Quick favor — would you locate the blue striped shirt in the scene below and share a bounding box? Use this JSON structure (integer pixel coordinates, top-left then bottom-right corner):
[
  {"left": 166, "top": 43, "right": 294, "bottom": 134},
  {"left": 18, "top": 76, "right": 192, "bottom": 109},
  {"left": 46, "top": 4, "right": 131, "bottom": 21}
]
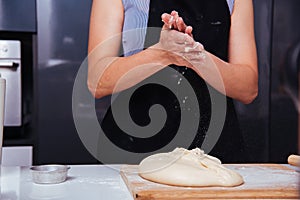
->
[{"left": 121, "top": 0, "right": 234, "bottom": 56}]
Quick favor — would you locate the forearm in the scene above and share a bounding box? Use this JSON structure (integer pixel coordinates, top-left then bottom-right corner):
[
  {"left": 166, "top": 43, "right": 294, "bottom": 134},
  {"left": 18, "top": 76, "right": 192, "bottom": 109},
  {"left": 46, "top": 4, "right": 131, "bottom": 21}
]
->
[
  {"left": 191, "top": 52, "right": 258, "bottom": 104},
  {"left": 88, "top": 44, "right": 170, "bottom": 98}
]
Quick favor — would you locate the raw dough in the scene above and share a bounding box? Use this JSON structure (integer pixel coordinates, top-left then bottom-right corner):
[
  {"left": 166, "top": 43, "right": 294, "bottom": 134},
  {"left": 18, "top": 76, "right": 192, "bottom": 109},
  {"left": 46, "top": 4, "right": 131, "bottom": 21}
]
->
[{"left": 138, "top": 148, "right": 244, "bottom": 187}]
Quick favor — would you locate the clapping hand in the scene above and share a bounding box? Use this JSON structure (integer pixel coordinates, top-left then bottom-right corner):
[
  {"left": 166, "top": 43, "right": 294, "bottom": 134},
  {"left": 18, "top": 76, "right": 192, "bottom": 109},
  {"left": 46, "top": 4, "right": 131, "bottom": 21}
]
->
[
  {"left": 161, "top": 10, "right": 193, "bottom": 37},
  {"left": 158, "top": 11, "right": 206, "bottom": 68}
]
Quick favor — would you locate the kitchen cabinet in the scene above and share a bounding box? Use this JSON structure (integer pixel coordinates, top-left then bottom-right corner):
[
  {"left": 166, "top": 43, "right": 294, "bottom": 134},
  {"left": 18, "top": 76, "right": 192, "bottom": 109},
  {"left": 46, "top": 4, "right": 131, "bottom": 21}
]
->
[
  {"left": 1, "top": 146, "right": 32, "bottom": 166},
  {"left": 0, "top": 0, "right": 36, "bottom": 32},
  {"left": 0, "top": 0, "right": 37, "bottom": 155}
]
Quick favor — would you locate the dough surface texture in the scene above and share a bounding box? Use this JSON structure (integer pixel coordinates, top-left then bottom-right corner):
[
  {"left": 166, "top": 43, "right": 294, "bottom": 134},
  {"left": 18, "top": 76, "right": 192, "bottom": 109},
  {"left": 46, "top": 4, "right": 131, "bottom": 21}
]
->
[{"left": 138, "top": 148, "right": 244, "bottom": 187}]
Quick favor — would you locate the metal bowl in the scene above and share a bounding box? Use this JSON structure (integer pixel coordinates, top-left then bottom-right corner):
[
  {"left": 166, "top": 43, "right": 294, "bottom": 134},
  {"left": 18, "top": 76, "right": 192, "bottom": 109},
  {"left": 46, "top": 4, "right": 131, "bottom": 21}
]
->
[{"left": 30, "top": 165, "right": 70, "bottom": 184}]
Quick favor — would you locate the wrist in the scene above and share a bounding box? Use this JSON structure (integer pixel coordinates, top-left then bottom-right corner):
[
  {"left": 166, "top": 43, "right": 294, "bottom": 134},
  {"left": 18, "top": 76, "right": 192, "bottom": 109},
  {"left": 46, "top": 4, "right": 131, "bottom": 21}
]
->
[{"left": 149, "top": 43, "right": 172, "bottom": 66}]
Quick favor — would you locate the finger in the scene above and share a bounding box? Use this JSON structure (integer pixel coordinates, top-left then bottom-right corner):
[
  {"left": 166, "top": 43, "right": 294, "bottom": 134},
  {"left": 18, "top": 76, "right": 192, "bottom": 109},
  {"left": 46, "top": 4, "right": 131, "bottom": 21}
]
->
[
  {"left": 161, "top": 13, "right": 169, "bottom": 23},
  {"left": 182, "top": 51, "right": 206, "bottom": 63},
  {"left": 185, "top": 42, "right": 204, "bottom": 51},
  {"left": 194, "top": 42, "right": 204, "bottom": 51},
  {"left": 161, "top": 13, "right": 174, "bottom": 29},
  {"left": 183, "top": 42, "right": 204, "bottom": 54},
  {"left": 176, "top": 33, "right": 194, "bottom": 45},
  {"left": 170, "top": 10, "right": 179, "bottom": 29},
  {"left": 171, "top": 10, "right": 178, "bottom": 17},
  {"left": 185, "top": 26, "right": 193, "bottom": 37},
  {"left": 184, "top": 34, "right": 195, "bottom": 45},
  {"left": 176, "top": 17, "right": 187, "bottom": 33}
]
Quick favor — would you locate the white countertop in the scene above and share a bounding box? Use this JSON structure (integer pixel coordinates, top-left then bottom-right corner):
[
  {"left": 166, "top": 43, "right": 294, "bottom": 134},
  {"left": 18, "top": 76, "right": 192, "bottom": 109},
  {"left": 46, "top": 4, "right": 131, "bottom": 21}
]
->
[
  {"left": 1, "top": 164, "right": 298, "bottom": 200},
  {"left": 1, "top": 165, "right": 133, "bottom": 200}
]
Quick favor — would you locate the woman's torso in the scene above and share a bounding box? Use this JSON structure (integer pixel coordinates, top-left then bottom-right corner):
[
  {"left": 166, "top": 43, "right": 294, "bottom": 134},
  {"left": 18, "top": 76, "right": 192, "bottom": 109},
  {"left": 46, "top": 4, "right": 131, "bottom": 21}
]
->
[{"left": 101, "top": 0, "right": 247, "bottom": 163}]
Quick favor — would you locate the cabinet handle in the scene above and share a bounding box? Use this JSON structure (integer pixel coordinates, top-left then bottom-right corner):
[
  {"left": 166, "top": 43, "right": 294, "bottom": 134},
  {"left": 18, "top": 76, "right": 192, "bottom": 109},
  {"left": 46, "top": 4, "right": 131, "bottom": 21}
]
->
[{"left": 0, "top": 62, "right": 19, "bottom": 68}]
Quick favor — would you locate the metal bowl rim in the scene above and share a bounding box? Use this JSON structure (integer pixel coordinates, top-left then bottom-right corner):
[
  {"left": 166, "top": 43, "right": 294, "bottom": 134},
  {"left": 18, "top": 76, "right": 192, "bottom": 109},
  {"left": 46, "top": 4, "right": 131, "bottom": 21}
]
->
[{"left": 30, "top": 164, "right": 70, "bottom": 173}]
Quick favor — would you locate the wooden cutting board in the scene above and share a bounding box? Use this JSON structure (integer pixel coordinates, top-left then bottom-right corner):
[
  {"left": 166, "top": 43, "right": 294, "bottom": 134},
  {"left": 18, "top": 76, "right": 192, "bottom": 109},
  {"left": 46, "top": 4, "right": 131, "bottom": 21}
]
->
[{"left": 120, "top": 164, "right": 299, "bottom": 200}]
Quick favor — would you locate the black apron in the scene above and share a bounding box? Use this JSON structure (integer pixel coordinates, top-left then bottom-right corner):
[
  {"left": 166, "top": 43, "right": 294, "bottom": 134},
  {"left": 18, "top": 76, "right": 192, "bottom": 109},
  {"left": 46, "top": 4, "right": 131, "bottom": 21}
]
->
[{"left": 100, "top": 0, "right": 247, "bottom": 163}]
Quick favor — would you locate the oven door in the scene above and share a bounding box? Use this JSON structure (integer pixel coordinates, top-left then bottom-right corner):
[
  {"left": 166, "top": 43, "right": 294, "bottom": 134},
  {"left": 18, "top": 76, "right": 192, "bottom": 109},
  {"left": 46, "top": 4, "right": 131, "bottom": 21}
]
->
[{"left": 0, "top": 40, "right": 22, "bottom": 126}]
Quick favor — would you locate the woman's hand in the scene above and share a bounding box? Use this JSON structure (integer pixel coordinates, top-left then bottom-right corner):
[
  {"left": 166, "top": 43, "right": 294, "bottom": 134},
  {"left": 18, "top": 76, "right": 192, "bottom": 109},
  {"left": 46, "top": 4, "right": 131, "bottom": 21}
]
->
[
  {"left": 161, "top": 11, "right": 193, "bottom": 36},
  {"left": 158, "top": 1, "right": 258, "bottom": 104},
  {"left": 158, "top": 11, "right": 206, "bottom": 67},
  {"left": 155, "top": 28, "right": 205, "bottom": 67}
]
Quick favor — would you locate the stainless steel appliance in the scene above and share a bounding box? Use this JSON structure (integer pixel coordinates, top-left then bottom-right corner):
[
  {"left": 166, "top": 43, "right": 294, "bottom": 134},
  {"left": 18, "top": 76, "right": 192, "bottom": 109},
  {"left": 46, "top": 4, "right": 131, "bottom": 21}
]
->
[
  {"left": 0, "top": 0, "right": 36, "bottom": 166},
  {"left": 0, "top": 40, "right": 22, "bottom": 126}
]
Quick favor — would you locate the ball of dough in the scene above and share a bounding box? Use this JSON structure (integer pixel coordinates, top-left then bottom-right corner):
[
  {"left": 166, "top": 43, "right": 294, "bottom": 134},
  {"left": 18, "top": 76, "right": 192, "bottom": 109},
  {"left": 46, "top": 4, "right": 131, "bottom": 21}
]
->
[{"left": 138, "top": 148, "right": 244, "bottom": 187}]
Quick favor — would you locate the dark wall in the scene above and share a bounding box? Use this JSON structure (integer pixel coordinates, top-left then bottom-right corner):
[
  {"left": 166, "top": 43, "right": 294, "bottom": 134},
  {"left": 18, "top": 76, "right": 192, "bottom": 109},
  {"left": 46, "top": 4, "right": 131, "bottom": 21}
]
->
[
  {"left": 234, "top": 0, "right": 274, "bottom": 162},
  {"left": 236, "top": 0, "right": 299, "bottom": 163},
  {"left": 35, "top": 0, "right": 96, "bottom": 164},
  {"left": 269, "top": 0, "right": 299, "bottom": 162}
]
